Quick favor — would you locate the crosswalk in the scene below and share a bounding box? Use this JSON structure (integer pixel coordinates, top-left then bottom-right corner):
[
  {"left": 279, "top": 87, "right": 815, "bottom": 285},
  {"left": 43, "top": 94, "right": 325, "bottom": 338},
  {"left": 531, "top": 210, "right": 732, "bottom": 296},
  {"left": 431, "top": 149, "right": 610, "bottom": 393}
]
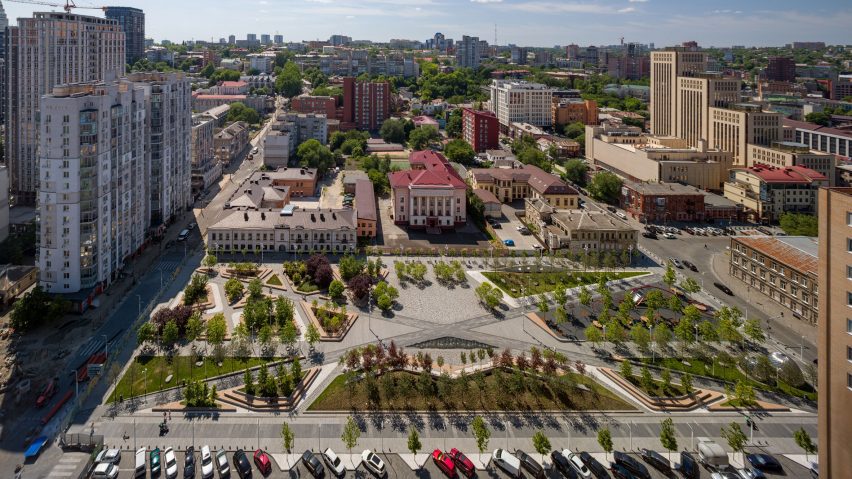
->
[{"left": 46, "top": 453, "right": 85, "bottom": 478}]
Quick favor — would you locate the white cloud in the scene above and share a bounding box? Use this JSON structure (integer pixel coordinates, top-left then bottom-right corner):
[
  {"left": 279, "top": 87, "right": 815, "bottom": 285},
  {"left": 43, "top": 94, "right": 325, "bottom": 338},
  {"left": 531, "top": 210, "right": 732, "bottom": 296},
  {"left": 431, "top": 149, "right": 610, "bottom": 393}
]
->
[
  {"left": 471, "top": 0, "right": 504, "bottom": 3},
  {"left": 628, "top": 0, "right": 648, "bottom": 3}
]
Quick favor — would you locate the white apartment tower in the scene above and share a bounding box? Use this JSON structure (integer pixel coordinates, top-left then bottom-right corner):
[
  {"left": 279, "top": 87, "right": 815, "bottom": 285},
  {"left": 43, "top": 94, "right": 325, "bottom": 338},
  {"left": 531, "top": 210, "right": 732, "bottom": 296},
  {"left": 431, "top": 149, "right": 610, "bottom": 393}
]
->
[
  {"left": 6, "top": 12, "right": 125, "bottom": 204},
  {"left": 38, "top": 80, "right": 147, "bottom": 294},
  {"left": 456, "top": 35, "right": 481, "bottom": 69},
  {"left": 489, "top": 80, "right": 555, "bottom": 128},
  {"left": 128, "top": 72, "right": 192, "bottom": 227},
  {"left": 650, "top": 50, "right": 708, "bottom": 137}
]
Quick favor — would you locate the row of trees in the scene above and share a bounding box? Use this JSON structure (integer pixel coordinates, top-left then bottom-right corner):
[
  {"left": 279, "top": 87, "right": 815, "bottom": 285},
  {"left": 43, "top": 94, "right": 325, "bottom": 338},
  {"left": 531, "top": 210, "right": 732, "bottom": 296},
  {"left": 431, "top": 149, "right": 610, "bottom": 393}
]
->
[{"left": 243, "top": 358, "right": 303, "bottom": 398}]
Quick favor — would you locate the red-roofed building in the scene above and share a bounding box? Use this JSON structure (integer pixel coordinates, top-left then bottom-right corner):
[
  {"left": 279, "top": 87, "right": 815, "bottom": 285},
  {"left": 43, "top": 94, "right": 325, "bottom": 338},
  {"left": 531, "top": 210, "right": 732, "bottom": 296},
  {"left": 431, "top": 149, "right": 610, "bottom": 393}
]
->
[
  {"left": 389, "top": 151, "right": 467, "bottom": 231},
  {"left": 215, "top": 81, "right": 249, "bottom": 95},
  {"left": 462, "top": 108, "right": 499, "bottom": 152},
  {"left": 724, "top": 163, "right": 828, "bottom": 222}
]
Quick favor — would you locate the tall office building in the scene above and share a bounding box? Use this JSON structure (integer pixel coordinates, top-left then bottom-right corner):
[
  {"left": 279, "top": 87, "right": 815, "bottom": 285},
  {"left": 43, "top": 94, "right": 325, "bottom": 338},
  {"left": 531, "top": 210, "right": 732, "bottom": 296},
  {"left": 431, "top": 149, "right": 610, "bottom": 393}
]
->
[
  {"left": 709, "top": 105, "right": 783, "bottom": 166},
  {"left": 675, "top": 75, "right": 740, "bottom": 147},
  {"left": 6, "top": 12, "right": 125, "bottom": 204},
  {"left": 37, "top": 80, "right": 148, "bottom": 294},
  {"left": 817, "top": 187, "right": 852, "bottom": 478},
  {"left": 455, "top": 35, "right": 481, "bottom": 69},
  {"left": 650, "top": 50, "right": 707, "bottom": 136},
  {"left": 260, "top": 34, "right": 271, "bottom": 45},
  {"left": 128, "top": 72, "right": 192, "bottom": 227},
  {"left": 228, "top": 35, "right": 236, "bottom": 45},
  {"left": 105, "top": 6, "right": 145, "bottom": 65}
]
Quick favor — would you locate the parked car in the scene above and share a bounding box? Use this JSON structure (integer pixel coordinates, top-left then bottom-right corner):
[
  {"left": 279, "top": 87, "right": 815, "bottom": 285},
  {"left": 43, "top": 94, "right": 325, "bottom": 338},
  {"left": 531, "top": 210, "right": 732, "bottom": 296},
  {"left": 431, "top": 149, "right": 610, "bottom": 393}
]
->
[
  {"left": 491, "top": 449, "right": 521, "bottom": 478},
  {"left": 714, "top": 282, "right": 734, "bottom": 295},
  {"left": 92, "top": 462, "right": 120, "bottom": 479},
  {"left": 253, "top": 449, "right": 272, "bottom": 475},
  {"left": 664, "top": 232, "right": 676, "bottom": 239},
  {"left": 550, "top": 451, "right": 578, "bottom": 479},
  {"left": 710, "top": 473, "right": 741, "bottom": 479},
  {"left": 639, "top": 449, "right": 670, "bottom": 473},
  {"left": 489, "top": 219, "right": 502, "bottom": 228},
  {"left": 232, "top": 450, "right": 252, "bottom": 479},
  {"left": 184, "top": 457, "right": 196, "bottom": 478},
  {"left": 565, "top": 452, "right": 592, "bottom": 478},
  {"left": 578, "top": 452, "right": 609, "bottom": 479},
  {"left": 96, "top": 448, "right": 122, "bottom": 465},
  {"left": 150, "top": 448, "right": 162, "bottom": 476},
  {"left": 669, "top": 258, "right": 683, "bottom": 269},
  {"left": 200, "top": 446, "right": 214, "bottom": 479},
  {"left": 448, "top": 448, "right": 475, "bottom": 478},
  {"left": 431, "top": 449, "right": 457, "bottom": 478},
  {"left": 682, "top": 260, "right": 698, "bottom": 272},
  {"left": 186, "top": 447, "right": 196, "bottom": 469},
  {"left": 361, "top": 450, "right": 386, "bottom": 477},
  {"left": 302, "top": 450, "right": 325, "bottom": 478},
  {"left": 515, "top": 450, "right": 544, "bottom": 479},
  {"left": 642, "top": 232, "right": 658, "bottom": 239},
  {"left": 164, "top": 447, "right": 179, "bottom": 479},
  {"left": 613, "top": 452, "right": 651, "bottom": 479},
  {"left": 135, "top": 448, "right": 147, "bottom": 478},
  {"left": 611, "top": 464, "right": 635, "bottom": 479},
  {"left": 321, "top": 448, "right": 345, "bottom": 477},
  {"left": 503, "top": 239, "right": 515, "bottom": 247},
  {"left": 676, "top": 452, "right": 700, "bottom": 479},
  {"left": 215, "top": 450, "right": 230, "bottom": 478},
  {"left": 746, "top": 454, "right": 783, "bottom": 473},
  {"left": 736, "top": 469, "right": 766, "bottom": 479}
]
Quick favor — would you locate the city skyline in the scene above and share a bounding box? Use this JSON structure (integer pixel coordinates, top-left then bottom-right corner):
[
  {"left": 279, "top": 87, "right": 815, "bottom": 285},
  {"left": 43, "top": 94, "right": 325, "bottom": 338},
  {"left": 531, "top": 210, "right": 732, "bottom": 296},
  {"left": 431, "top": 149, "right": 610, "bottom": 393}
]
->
[{"left": 2, "top": 0, "right": 850, "bottom": 48}]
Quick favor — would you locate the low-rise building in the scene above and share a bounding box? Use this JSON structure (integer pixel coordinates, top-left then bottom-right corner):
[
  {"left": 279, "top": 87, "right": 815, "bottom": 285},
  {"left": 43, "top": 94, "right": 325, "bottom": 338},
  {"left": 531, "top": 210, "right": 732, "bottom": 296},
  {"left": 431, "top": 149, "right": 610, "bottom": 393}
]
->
[
  {"left": 552, "top": 98, "right": 598, "bottom": 127},
  {"left": 207, "top": 208, "right": 357, "bottom": 254},
  {"left": 192, "top": 93, "right": 271, "bottom": 113},
  {"left": 354, "top": 179, "right": 377, "bottom": 238},
  {"left": 388, "top": 151, "right": 467, "bottom": 231},
  {"left": 472, "top": 188, "right": 502, "bottom": 218},
  {"left": 469, "top": 164, "right": 579, "bottom": 208},
  {"left": 191, "top": 113, "right": 222, "bottom": 195},
  {"left": 540, "top": 209, "right": 638, "bottom": 253},
  {"left": 225, "top": 174, "right": 292, "bottom": 210},
  {"left": 291, "top": 95, "right": 339, "bottom": 120},
  {"left": 485, "top": 150, "right": 521, "bottom": 168},
  {"left": 723, "top": 164, "right": 827, "bottom": 222},
  {"left": 213, "top": 81, "right": 249, "bottom": 95},
  {"left": 342, "top": 171, "right": 369, "bottom": 194},
  {"left": 214, "top": 121, "right": 249, "bottom": 167},
  {"left": 784, "top": 118, "right": 852, "bottom": 158},
  {"left": 537, "top": 136, "right": 581, "bottom": 158},
  {"left": 0, "top": 265, "right": 38, "bottom": 305},
  {"left": 730, "top": 235, "right": 818, "bottom": 324},
  {"left": 747, "top": 142, "right": 835, "bottom": 182},
  {"left": 263, "top": 114, "right": 328, "bottom": 169}
]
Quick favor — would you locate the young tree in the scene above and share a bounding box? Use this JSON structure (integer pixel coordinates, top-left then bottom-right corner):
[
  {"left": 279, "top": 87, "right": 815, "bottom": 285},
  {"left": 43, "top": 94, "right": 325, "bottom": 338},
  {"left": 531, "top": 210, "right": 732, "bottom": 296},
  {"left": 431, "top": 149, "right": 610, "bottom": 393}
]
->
[
  {"left": 620, "top": 360, "right": 634, "bottom": 380},
  {"left": 743, "top": 318, "right": 765, "bottom": 344},
  {"left": 471, "top": 416, "right": 491, "bottom": 453},
  {"left": 578, "top": 286, "right": 592, "bottom": 307},
  {"left": 653, "top": 323, "right": 672, "bottom": 350},
  {"left": 588, "top": 171, "right": 622, "bottom": 203},
  {"left": 661, "top": 368, "right": 672, "bottom": 393},
  {"left": 243, "top": 368, "right": 255, "bottom": 396},
  {"left": 532, "top": 430, "right": 551, "bottom": 455},
  {"left": 162, "top": 320, "right": 180, "bottom": 347},
  {"left": 585, "top": 325, "right": 604, "bottom": 348},
  {"left": 328, "top": 280, "right": 346, "bottom": 301},
  {"left": 640, "top": 365, "right": 654, "bottom": 392},
  {"left": 306, "top": 323, "right": 321, "bottom": 349},
  {"left": 597, "top": 427, "right": 614, "bottom": 462},
  {"left": 681, "top": 372, "right": 693, "bottom": 395},
  {"left": 203, "top": 254, "right": 218, "bottom": 270},
  {"left": 137, "top": 322, "right": 156, "bottom": 347},
  {"left": 537, "top": 295, "right": 550, "bottom": 315},
  {"left": 407, "top": 427, "right": 422, "bottom": 458},
  {"left": 663, "top": 264, "right": 677, "bottom": 287},
  {"left": 630, "top": 324, "right": 651, "bottom": 352},
  {"left": 659, "top": 418, "right": 678, "bottom": 462},
  {"left": 341, "top": 416, "right": 361, "bottom": 454},
  {"left": 680, "top": 277, "right": 701, "bottom": 294},
  {"left": 224, "top": 278, "right": 244, "bottom": 303},
  {"left": 281, "top": 422, "right": 295, "bottom": 453},
  {"left": 793, "top": 427, "right": 817, "bottom": 462},
  {"left": 721, "top": 422, "right": 748, "bottom": 463},
  {"left": 185, "top": 312, "right": 205, "bottom": 342}
]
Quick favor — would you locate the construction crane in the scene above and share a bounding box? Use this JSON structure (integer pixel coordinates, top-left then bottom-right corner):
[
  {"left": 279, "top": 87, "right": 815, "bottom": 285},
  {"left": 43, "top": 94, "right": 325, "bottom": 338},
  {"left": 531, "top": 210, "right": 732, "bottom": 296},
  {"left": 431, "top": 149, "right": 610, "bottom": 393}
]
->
[{"left": 6, "top": 0, "right": 105, "bottom": 13}]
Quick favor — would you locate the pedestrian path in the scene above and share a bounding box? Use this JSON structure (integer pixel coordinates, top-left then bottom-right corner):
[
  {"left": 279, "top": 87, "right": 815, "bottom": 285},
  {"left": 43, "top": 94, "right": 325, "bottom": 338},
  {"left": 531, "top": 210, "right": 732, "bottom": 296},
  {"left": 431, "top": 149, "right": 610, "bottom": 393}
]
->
[{"left": 45, "top": 453, "right": 86, "bottom": 478}]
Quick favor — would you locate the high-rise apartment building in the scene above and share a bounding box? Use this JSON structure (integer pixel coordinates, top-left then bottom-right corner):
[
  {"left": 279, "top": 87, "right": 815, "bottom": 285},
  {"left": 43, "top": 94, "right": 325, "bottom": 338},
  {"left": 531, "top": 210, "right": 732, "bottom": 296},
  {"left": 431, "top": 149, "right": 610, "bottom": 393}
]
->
[
  {"left": 462, "top": 109, "right": 499, "bottom": 152},
  {"left": 676, "top": 75, "right": 740, "bottom": 147},
  {"left": 191, "top": 113, "right": 220, "bottom": 195},
  {"left": 228, "top": 35, "right": 236, "bottom": 45},
  {"left": 37, "top": 80, "right": 148, "bottom": 294},
  {"left": 274, "top": 34, "right": 283, "bottom": 45},
  {"left": 816, "top": 187, "right": 852, "bottom": 478},
  {"left": 455, "top": 35, "right": 481, "bottom": 69},
  {"left": 765, "top": 56, "right": 795, "bottom": 82},
  {"left": 342, "top": 77, "right": 389, "bottom": 131},
  {"left": 105, "top": 7, "right": 145, "bottom": 65},
  {"left": 490, "top": 81, "right": 555, "bottom": 128},
  {"left": 6, "top": 12, "right": 125, "bottom": 204},
  {"left": 709, "top": 105, "right": 783, "bottom": 166},
  {"left": 128, "top": 72, "right": 192, "bottom": 226},
  {"left": 650, "top": 50, "right": 708, "bottom": 136},
  {"left": 0, "top": 1, "right": 8, "bottom": 124}
]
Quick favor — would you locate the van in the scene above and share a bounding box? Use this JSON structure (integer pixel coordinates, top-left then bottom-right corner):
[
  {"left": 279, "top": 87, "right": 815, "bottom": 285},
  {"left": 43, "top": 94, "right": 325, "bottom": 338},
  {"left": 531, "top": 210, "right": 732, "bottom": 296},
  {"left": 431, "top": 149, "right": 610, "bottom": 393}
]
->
[
  {"left": 177, "top": 229, "right": 189, "bottom": 241},
  {"left": 134, "top": 447, "right": 147, "bottom": 477},
  {"left": 697, "top": 439, "right": 729, "bottom": 470}
]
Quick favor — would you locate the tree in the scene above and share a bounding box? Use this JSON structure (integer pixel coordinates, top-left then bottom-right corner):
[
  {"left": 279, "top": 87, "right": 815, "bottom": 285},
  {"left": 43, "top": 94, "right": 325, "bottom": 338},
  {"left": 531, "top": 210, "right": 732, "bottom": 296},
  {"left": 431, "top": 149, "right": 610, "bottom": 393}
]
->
[
  {"left": 407, "top": 427, "right": 422, "bottom": 457},
  {"left": 306, "top": 323, "right": 321, "bottom": 349},
  {"left": 530, "top": 430, "right": 552, "bottom": 456},
  {"left": 226, "top": 102, "right": 260, "bottom": 125},
  {"left": 203, "top": 254, "right": 218, "bottom": 270},
  {"left": 444, "top": 139, "right": 476, "bottom": 165},
  {"left": 328, "top": 280, "right": 345, "bottom": 301},
  {"left": 680, "top": 277, "right": 701, "bottom": 294},
  {"left": 279, "top": 320, "right": 299, "bottom": 352},
  {"left": 137, "top": 322, "right": 156, "bottom": 347},
  {"left": 224, "top": 278, "right": 244, "bottom": 303},
  {"left": 597, "top": 428, "right": 614, "bottom": 462},
  {"left": 474, "top": 282, "right": 503, "bottom": 310},
  {"left": 409, "top": 125, "right": 439, "bottom": 150},
  {"left": 578, "top": 286, "right": 592, "bottom": 306},
  {"left": 446, "top": 108, "right": 462, "bottom": 138},
  {"left": 630, "top": 324, "right": 651, "bottom": 351},
  {"left": 620, "top": 360, "right": 633, "bottom": 379},
  {"left": 681, "top": 373, "right": 693, "bottom": 395},
  {"left": 471, "top": 416, "right": 491, "bottom": 453},
  {"left": 587, "top": 171, "right": 622, "bottom": 204},
  {"left": 10, "top": 286, "right": 69, "bottom": 331},
  {"left": 243, "top": 368, "right": 255, "bottom": 396},
  {"left": 659, "top": 418, "right": 678, "bottom": 462},
  {"left": 640, "top": 365, "right": 654, "bottom": 391},
  {"left": 805, "top": 111, "right": 830, "bottom": 126},
  {"left": 347, "top": 274, "right": 372, "bottom": 300},
  {"left": 585, "top": 325, "right": 603, "bottom": 347},
  {"left": 206, "top": 313, "right": 227, "bottom": 346},
  {"left": 380, "top": 118, "right": 407, "bottom": 144},
  {"left": 562, "top": 159, "right": 589, "bottom": 186},
  {"left": 338, "top": 254, "right": 365, "bottom": 281},
  {"left": 297, "top": 139, "right": 335, "bottom": 176},
  {"left": 663, "top": 264, "right": 677, "bottom": 287},
  {"left": 564, "top": 121, "right": 586, "bottom": 139},
  {"left": 537, "top": 295, "right": 550, "bottom": 315},
  {"left": 721, "top": 422, "right": 748, "bottom": 463},
  {"left": 275, "top": 62, "right": 302, "bottom": 97},
  {"left": 793, "top": 428, "right": 817, "bottom": 461},
  {"left": 162, "top": 320, "right": 180, "bottom": 347},
  {"left": 341, "top": 416, "right": 361, "bottom": 454},
  {"left": 274, "top": 297, "right": 295, "bottom": 327},
  {"left": 186, "top": 312, "right": 205, "bottom": 342},
  {"left": 743, "top": 318, "right": 765, "bottom": 344},
  {"left": 653, "top": 324, "right": 672, "bottom": 349},
  {"left": 281, "top": 422, "right": 295, "bottom": 453}
]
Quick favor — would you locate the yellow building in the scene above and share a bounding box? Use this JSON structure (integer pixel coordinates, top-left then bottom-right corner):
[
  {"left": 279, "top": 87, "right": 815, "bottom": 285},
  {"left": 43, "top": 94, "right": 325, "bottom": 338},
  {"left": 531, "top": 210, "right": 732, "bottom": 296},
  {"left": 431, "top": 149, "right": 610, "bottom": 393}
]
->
[{"left": 468, "top": 164, "right": 579, "bottom": 209}]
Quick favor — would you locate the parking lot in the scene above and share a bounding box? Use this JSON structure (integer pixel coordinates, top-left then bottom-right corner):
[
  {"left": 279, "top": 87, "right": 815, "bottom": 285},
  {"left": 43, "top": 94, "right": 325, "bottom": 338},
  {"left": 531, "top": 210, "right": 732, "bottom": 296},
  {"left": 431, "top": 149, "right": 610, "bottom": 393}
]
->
[{"left": 489, "top": 203, "right": 544, "bottom": 250}]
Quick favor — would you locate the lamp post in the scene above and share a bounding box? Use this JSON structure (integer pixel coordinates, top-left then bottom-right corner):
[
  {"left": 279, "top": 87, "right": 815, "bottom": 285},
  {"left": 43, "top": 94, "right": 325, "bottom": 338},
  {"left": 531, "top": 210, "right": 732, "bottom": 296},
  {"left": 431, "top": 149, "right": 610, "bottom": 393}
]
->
[
  {"left": 687, "top": 422, "right": 694, "bottom": 451},
  {"left": 800, "top": 335, "right": 805, "bottom": 360},
  {"left": 101, "top": 334, "right": 108, "bottom": 360}
]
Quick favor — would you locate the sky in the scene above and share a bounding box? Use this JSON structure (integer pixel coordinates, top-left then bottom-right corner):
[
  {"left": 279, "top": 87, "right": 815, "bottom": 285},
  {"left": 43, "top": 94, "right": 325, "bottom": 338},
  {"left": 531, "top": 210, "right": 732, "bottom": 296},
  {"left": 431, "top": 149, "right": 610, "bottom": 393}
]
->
[{"left": 2, "top": 0, "right": 851, "bottom": 48}]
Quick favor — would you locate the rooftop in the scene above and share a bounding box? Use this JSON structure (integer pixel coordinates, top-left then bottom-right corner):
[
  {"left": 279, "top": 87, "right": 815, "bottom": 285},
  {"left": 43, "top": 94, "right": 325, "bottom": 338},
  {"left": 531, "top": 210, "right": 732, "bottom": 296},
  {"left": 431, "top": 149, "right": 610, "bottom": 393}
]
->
[
  {"left": 209, "top": 208, "right": 357, "bottom": 230},
  {"left": 739, "top": 164, "right": 827, "bottom": 183},
  {"left": 470, "top": 164, "right": 577, "bottom": 196},
  {"left": 783, "top": 118, "right": 852, "bottom": 139},
  {"left": 354, "top": 179, "right": 377, "bottom": 221},
  {"left": 552, "top": 211, "right": 635, "bottom": 232},
  {"left": 734, "top": 235, "right": 818, "bottom": 276},
  {"left": 625, "top": 181, "right": 706, "bottom": 196},
  {"left": 472, "top": 188, "right": 500, "bottom": 205}
]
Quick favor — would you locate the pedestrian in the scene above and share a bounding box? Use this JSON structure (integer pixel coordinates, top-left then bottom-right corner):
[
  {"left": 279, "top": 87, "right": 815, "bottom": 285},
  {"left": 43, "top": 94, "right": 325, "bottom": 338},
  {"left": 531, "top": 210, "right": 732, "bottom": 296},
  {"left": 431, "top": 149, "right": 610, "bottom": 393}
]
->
[
  {"left": 163, "top": 411, "right": 167, "bottom": 422},
  {"left": 168, "top": 411, "right": 172, "bottom": 421}
]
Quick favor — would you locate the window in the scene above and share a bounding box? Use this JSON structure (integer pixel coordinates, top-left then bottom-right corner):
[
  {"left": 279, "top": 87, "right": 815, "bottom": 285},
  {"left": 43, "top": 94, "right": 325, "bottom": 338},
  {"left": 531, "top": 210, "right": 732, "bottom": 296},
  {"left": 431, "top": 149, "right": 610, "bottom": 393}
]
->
[
  {"left": 848, "top": 346, "right": 852, "bottom": 362},
  {"left": 849, "top": 373, "right": 852, "bottom": 390},
  {"left": 848, "top": 318, "right": 852, "bottom": 334},
  {"left": 848, "top": 291, "right": 852, "bottom": 307}
]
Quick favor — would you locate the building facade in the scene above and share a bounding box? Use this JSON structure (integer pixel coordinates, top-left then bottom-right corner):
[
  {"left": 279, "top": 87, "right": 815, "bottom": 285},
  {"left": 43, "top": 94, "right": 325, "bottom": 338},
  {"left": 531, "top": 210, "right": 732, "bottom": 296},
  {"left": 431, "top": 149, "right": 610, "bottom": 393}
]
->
[
  {"left": 537, "top": 209, "right": 638, "bottom": 253},
  {"left": 37, "top": 81, "right": 148, "bottom": 294},
  {"left": 342, "top": 77, "right": 389, "bottom": 131},
  {"left": 675, "top": 76, "right": 740, "bottom": 148},
  {"left": 105, "top": 7, "right": 145, "bottom": 65},
  {"left": 723, "top": 164, "right": 827, "bottom": 222},
  {"left": 291, "top": 95, "right": 338, "bottom": 119},
  {"left": 214, "top": 121, "right": 249, "bottom": 167},
  {"left": 746, "top": 142, "right": 835, "bottom": 181},
  {"left": 461, "top": 108, "right": 499, "bottom": 152},
  {"left": 6, "top": 12, "right": 126, "bottom": 204},
  {"left": 191, "top": 113, "right": 221, "bottom": 195},
  {"left": 388, "top": 151, "right": 467, "bottom": 230},
  {"left": 469, "top": 164, "right": 579, "bottom": 208},
  {"left": 785, "top": 118, "right": 852, "bottom": 158},
  {"left": 455, "top": 35, "right": 481, "bottom": 69},
  {"left": 489, "top": 80, "right": 556, "bottom": 128},
  {"left": 765, "top": 56, "right": 795, "bottom": 83},
  {"left": 816, "top": 187, "right": 852, "bottom": 478},
  {"left": 709, "top": 105, "right": 784, "bottom": 166},
  {"left": 355, "top": 179, "right": 377, "bottom": 238},
  {"left": 729, "top": 235, "right": 818, "bottom": 324},
  {"left": 552, "top": 98, "right": 598, "bottom": 127},
  {"left": 650, "top": 50, "right": 708, "bottom": 137}
]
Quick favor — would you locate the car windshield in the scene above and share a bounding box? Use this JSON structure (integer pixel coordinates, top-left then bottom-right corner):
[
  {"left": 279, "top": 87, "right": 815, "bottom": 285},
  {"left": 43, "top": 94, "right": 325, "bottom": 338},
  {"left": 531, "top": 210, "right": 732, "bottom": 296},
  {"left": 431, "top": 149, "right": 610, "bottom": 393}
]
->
[
  {"left": 167, "top": 457, "right": 176, "bottom": 467},
  {"left": 203, "top": 455, "right": 212, "bottom": 465},
  {"left": 370, "top": 455, "right": 382, "bottom": 466},
  {"left": 331, "top": 456, "right": 341, "bottom": 466}
]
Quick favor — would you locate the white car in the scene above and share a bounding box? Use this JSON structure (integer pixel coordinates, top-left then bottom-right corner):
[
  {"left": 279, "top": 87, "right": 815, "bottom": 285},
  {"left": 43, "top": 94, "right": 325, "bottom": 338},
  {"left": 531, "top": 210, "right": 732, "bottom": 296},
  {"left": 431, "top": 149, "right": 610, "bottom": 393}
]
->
[
  {"left": 664, "top": 232, "right": 676, "bottom": 239},
  {"left": 96, "top": 448, "right": 122, "bottom": 465},
  {"left": 492, "top": 449, "right": 521, "bottom": 478},
  {"left": 322, "top": 448, "right": 346, "bottom": 477},
  {"left": 164, "top": 447, "right": 179, "bottom": 479},
  {"left": 361, "top": 450, "right": 386, "bottom": 477},
  {"left": 215, "top": 450, "right": 230, "bottom": 477},
  {"left": 92, "top": 462, "right": 119, "bottom": 479},
  {"left": 566, "top": 451, "right": 592, "bottom": 478},
  {"left": 200, "top": 445, "right": 214, "bottom": 479}
]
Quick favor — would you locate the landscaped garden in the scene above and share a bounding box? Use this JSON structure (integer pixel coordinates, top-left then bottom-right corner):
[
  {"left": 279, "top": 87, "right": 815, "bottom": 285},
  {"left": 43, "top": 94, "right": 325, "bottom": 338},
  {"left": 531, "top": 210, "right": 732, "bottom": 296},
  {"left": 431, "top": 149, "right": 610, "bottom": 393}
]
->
[{"left": 482, "top": 270, "right": 647, "bottom": 297}]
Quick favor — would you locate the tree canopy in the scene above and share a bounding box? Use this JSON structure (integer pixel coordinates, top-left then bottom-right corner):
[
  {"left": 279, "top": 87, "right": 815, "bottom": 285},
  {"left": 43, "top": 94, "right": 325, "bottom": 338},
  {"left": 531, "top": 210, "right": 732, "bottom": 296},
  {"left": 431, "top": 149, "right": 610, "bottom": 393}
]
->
[
  {"left": 297, "top": 139, "right": 335, "bottom": 175},
  {"left": 227, "top": 102, "right": 260, "bottom": 125},
  {"left": 779, "top": 212, "right": 818, "bottom": 236},
  {"left": 275, "top": 63, "right": 303, "bottom": 98},
  {"left": 588, "top": 171, "right": 623, "bottom": 204}
]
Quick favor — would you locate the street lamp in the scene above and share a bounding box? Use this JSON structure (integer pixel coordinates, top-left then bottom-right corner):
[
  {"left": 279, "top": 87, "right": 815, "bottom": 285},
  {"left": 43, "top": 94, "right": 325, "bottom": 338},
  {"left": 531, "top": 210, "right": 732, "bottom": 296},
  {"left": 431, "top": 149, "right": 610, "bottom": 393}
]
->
[{"left": 143, "top": 368, "right": 148, "bottom": 397}]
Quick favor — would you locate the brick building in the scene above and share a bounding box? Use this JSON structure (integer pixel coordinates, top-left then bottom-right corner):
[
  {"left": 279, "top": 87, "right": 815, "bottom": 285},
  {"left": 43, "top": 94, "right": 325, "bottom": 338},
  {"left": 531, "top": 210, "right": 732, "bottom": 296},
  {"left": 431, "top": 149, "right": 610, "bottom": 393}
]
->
[
  {"left": 765, "top": 56, "right": 795, "bottom": 83},
  {"left": 462, "top": 108, "right": 499, "bottom": 152},
  {"left": 621, "top": 180, "right": 742, "bottom": 223},
  {"left": 552, "top": 98, "right": 598, "bottom": 127},
  {"left": 343, "top": 77, "right": 389, "bottom": 131},
  {"left": 290, "top": 95, "right": 339, "bottom": 120}
]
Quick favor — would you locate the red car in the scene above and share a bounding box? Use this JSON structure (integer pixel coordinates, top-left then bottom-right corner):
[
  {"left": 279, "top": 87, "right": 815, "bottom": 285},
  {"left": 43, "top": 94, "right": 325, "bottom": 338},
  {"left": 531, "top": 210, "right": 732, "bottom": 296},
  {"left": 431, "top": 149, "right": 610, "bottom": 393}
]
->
[
  {"left": 448, "top": 448, "right": 475, "bottom": 478},
  {"left": 254, "top": 449, "right": 272, "bottom": 475},
  {"left": 432, "top": 450, "right": 457, "bottom": 478}
]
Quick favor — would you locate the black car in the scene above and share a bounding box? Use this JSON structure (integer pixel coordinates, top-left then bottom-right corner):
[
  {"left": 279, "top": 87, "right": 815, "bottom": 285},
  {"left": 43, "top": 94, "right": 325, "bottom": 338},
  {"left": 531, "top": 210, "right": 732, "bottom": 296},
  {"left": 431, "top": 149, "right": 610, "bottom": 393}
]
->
[
  {"left": 676, "top": 452, "right": 699, "bottom": 479},
  {"left": 682, "top": 260, "right": 698, "bottom": 272},
  {"left": 642, "top": 232, "right": 658, "bottom": 239},
  {"left": 638, "top": 449, "right": 670, "bottom": 473},
  {"left": 186, "top": 447, "right": 196, "bottom": 467},
  {"left": 613, "top": 452, "right": 650, "bottom": 479},
  {"left": 746, "top": 454, "right": 783, "bottom": 473},
  {"left": 610, "top": 464, "right": 635, "bottom": 479},
  {"left": 515, "top": 450, "right": 545, "bottom": 479},
  {"left": 578, "top": 452, "right": 610, "bottom": 479},
  {"left": 232, "top": 450, "right": 252, "bottom": 479},
  {"left": 714, "top": 282, "right": 734, "bottom": 295},
  {"left": 184, "top": 462, "right": 196, "bottom": 478},
  {"left": 549, "top": 451, "right": 578, "bottom": 479},
  {"left": 302, "top": 450, "right": 325, "bottom": 478},
  {"left": 489, "top": 220, "right": 502, "bottom": 229}
]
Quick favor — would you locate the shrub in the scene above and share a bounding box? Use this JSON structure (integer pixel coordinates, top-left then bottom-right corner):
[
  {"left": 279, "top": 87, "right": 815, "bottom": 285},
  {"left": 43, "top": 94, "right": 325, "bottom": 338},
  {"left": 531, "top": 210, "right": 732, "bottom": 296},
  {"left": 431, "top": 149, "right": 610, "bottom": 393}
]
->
[
  {"left": 224, "top": 278, "right": 244, "bottom": 303},
  {"left": 183, "top": 274, "right": 209, "bottom": 305}
]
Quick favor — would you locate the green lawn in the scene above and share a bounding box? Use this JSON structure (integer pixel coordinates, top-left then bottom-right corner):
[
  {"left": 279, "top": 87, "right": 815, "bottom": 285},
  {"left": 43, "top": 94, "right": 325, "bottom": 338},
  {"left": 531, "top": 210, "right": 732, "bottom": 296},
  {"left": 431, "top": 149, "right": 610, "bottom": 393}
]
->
[
  {"left": 482, "top": 271, "right": 648, "bottom": 297},
  {"left": 295, "top": 280, "right": 320, "bottom": 293},
  {"left": 109, "top": 355, "right": 276, "bottom": 402},
  {"left": 266, "top": 274, "right": 283, "bottom": 286},
  {"left": 623, "top": 374, "right": 686, "bottom": 398},
  {"left": 308, "top": 369, "right": 634, "bottom": 411}
]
